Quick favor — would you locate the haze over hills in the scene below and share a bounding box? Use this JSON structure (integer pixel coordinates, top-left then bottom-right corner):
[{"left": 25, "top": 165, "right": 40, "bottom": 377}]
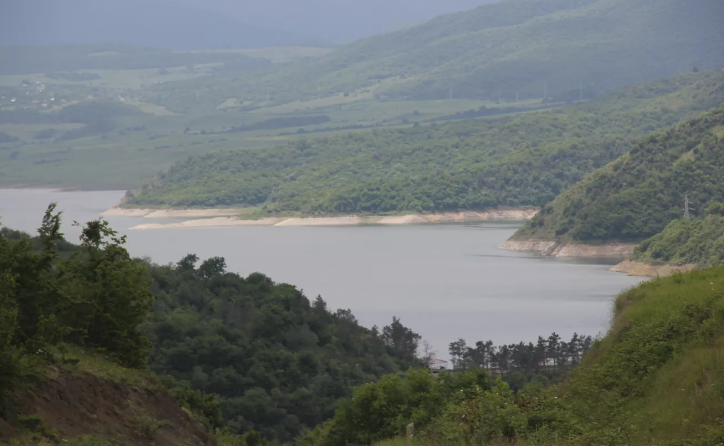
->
[
  {"left": 0, "top": 0, "right": 500, "bottom": 49},
  {"left": 158, "top": 0, "right": 724, "bottom": 108}
]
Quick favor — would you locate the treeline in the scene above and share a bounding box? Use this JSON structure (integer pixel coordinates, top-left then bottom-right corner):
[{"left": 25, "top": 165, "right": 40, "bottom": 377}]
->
[
  {"left": 128, "top": 71, "right": 724, "bottom": 213},
  {"left": 448, "top": 333, "right": 593, "bottom": 377},
  {"left": 515, "top": 104, "right": 724, "bottom": 243},
  {"left": 226, "top": 115, "right": 331, "bottom": 133},
  {"left": 430, "top": 104, "right": 554, "bottom": 123}
]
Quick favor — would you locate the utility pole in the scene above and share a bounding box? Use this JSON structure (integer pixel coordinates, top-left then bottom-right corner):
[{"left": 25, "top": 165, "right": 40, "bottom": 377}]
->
[{"left": 683, "top": 194, "right": 695, "bottom": 220}]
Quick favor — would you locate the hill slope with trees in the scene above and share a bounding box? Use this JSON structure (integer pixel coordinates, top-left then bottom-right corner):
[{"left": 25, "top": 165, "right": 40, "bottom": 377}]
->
[
  {"left": 146, "top": 0, "right": 724, "bottom": 110},
  {"left": 300, "top": 266, "right": 724, "bottom": 446},
  {"left": 513, "top": 104, "right": 724, "bottom": 244},
  {"left": 126, "top": 70, "right": 724, "bottom": 215},
  {"left": 0, "top": 209, "right": 422, "bottom": 443}
]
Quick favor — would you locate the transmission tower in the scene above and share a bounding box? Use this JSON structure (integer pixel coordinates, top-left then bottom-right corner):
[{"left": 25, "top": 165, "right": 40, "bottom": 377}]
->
[{"left": 683, "top": 194, "right": 695, "bottom": 220}]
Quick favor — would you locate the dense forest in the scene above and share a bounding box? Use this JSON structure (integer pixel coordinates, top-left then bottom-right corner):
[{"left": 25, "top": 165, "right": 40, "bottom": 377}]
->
[
  {"left": 145, "top": 0, "right": 724, "bottom": 111},
  {"left": 145, "top": 256, "right": 422, "bottom": 442},
  {"left": 514, "top": 105, "right": 724, "bottom": 244},
  {"left": 128, "top": 70, "right": 724, "bottom": 214},
  {"left": 0, "top": 210, "right": 424, "bottom": 441},
  {"left": 300, "top": 267, "right": 724, "bottom": 446}
]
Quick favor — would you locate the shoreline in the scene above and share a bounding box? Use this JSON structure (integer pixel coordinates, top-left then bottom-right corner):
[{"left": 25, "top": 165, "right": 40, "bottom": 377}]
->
[
  {"left": 110, "top": 208, "right": 540, "bottom": 230},
  {"left": 609, "top": 260, "right": 697, "bottom": 277},
  {"left": 498, "top": 239, "right": 637, "bottom": 258}
]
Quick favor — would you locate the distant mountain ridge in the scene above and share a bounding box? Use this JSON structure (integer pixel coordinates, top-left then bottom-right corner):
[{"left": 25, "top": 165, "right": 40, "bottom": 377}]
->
[
  {"left": 0, "top": 0, "right": 322, "bottom": 50},
  {"left": 189, "top": 0, "right": 724, "bottom": 105}
]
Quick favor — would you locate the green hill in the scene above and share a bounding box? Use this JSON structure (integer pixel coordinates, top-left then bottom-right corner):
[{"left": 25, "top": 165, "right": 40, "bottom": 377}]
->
[
  {"left": 126, "top": 70, "right": 724, "bottom": 214},
  {"left": 146, "top": 0, "right": 724, "bottom": 111},
  {"left": 0, "top": 208, "right": 421, "bottom": 443},
  {"left": 631, "top": 209, "right": 724, "bottom": 268},
  {"left": 300, "top": 267, "right": 724, "bottom": 446},
  {"left": 513, "top": 104, "right": 724, "bottom": 244}
]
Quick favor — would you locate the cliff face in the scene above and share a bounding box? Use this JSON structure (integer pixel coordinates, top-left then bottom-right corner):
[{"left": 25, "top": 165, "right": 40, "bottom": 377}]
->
[{"left": 499, "top": 239, "right": 636, "bottom": 258}]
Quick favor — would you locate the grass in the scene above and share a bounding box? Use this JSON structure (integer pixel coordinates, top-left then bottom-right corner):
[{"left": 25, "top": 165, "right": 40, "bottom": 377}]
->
[{"left": 56, "top": 344, "right": 158, "bottom": 389}]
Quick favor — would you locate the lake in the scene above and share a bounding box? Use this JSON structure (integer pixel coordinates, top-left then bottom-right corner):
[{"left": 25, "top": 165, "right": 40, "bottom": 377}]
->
[{"left": 0, "top": 189, "right": 642, "bottom": 359}]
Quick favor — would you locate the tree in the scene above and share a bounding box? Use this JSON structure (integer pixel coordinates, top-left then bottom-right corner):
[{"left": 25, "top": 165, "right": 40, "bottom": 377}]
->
[
  {"left": 449, "top": 338, "right": 468, "bottom": 370},
  {"left": 59, "top": 219, "right": 154, "bottom": 367},
  {"left": 198, "top": 256, "right": 226, "bottom": 279},
  {"left": 381, "top": 316, "right": 420, "bottom": 361}
]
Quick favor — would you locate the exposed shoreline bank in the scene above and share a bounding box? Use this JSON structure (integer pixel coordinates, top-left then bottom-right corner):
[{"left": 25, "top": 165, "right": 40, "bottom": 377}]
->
[
  {"left": 498, "top": 239, "right": 637, "bottom": 258},
  {"left": 609, "top": 260, "right": 697, "bottom": 277},
  {"left": 107, "top": 208, "right": 540, "bottom": 230}
]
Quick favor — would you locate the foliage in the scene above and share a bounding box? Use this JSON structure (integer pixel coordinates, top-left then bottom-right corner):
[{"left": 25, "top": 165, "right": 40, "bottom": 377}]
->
[
  {"left": 144, "top": 255, "right": 422, "bottom": 442},
  {"left": 632, "top": 213, "right": 724, "bottom": 267},
  {"left": 297, "top": 369, "right": 492, "bottom": 446},
  {"left": 0, "top": 204, "right": 154, "bottom": 406},
  {"left": 128, "top": 71, "right": 724, "bottom": 213},
  {"left": 516, "top": 104, "right": 724, "bottom": 243},
  {"left": 308, "top": 267, "right": 724, "bottom": 446}
]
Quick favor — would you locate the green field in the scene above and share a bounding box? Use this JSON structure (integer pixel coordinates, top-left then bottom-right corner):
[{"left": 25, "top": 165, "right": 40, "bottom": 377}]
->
[{"left": 0, "top": 95, "right": 509, "bottom": 190}]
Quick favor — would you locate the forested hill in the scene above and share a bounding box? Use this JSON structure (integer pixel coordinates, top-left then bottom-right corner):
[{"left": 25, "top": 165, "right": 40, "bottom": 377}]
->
[
  {"left": 127, "top": 70, "right": 724, "bottom": 214},
  {"left": 513, "top": 105, "right": 724, "bottom": 244},
  {"left": 148, "top": 0, "right": 724, "bottom": 108},
  {"left": 0, "top": 210, "right": 422, "bottom": 442}
]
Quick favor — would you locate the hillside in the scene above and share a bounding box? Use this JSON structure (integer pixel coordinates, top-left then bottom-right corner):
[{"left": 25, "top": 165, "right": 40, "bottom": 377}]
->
[
  {"left": 1, "top": 351, "right": 214, "bottom": 445},
  {"left": 513, "top": 104, "right": 724, "bottom": 246},
  {"left": 630, "top": 210, "right": 724, "bottom": 268},
  {"left": 145, "top": 0, "right": 724, "bottom": 110},
  {"left": 126, "top": 70, "right": 724, "bottom": 214},
  {"left": 300, "top": 267, "right": 724, "bottom": 446},
  {"left": 0, "top": 207, "right": 422, "bottom": 443}
]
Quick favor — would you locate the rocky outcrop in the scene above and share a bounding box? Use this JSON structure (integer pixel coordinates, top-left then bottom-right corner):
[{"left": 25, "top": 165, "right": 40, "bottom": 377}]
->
[{"left": 499, "top": 239, "right": 636, "bottom": 258}]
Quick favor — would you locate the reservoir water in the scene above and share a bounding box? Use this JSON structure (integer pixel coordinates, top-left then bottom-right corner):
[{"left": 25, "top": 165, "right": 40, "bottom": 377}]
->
[{"left": 0, "top": 189, "right": 642, "bottom": 358}]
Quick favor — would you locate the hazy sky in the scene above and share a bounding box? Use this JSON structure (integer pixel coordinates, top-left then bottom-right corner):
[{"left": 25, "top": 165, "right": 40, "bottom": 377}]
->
[{"left": 0, "top": 0, "right": 499, "bottom": 48}]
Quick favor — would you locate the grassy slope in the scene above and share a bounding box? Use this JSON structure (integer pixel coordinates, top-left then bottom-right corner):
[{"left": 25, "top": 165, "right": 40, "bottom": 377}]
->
[
  {"left": 568, "top": 267, "right": 724, "bottom": 444},
  {"left": 513, "top": 102, "right": 724, "bottom": 244},
  {"left": 146, "top": 0, "right": 724, "bottom": 110},
  {"left": 125, "top": 71, "right": 724, "bottom": 213}
]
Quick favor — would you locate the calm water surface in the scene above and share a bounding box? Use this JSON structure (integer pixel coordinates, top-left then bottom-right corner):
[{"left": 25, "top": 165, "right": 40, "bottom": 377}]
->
[{"left": 0, "top": 189, "right": 643, "bottom": 358}]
